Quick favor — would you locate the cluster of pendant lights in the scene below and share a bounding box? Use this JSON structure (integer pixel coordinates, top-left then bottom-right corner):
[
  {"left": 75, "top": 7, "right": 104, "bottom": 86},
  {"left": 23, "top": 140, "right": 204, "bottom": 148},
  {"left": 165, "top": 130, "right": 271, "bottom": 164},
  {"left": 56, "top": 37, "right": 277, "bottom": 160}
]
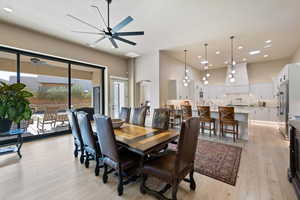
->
[
  {"left": 202, "top": 43, "right": 210, "bottom": 85},
  {"left": 182, "top": 49, "right": 191, "bottom": 87},
  {"left": 228, "top": 36, "right": 236, "bottom": 83},
  {"left": 183, "top": 35, "right": 237, "bottom": 86}
]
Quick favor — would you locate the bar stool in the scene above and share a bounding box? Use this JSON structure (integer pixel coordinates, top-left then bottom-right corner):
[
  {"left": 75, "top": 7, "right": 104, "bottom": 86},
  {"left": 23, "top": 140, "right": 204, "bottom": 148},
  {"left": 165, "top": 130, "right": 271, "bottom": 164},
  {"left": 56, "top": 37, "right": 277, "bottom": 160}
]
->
[
  {"left": 197, "top": 106, "right": 216, "bottom": 137},
  {"left": 218, "top": 107, "right": 239, "bottom": 142},
  {"left": 168, "top": 105, "right": 182, "bottom": 127},
  {"left": 181, "top": 105, "right": 192, "bottom": 121}
]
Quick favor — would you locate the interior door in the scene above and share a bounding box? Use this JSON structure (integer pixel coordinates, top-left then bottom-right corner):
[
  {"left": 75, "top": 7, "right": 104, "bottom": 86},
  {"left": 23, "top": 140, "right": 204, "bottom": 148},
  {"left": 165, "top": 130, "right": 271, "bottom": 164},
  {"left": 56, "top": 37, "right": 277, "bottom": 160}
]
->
[{"left": 110, "top": 78, "right": 128, "bottom": 118}]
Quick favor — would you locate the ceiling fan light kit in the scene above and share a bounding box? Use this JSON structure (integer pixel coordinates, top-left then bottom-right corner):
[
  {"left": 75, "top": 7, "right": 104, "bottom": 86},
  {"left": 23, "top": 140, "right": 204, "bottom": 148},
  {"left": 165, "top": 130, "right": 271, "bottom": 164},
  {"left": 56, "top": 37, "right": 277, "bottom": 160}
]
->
[{"left": 68, "top": 0, "right": 144, "bottom": 48}]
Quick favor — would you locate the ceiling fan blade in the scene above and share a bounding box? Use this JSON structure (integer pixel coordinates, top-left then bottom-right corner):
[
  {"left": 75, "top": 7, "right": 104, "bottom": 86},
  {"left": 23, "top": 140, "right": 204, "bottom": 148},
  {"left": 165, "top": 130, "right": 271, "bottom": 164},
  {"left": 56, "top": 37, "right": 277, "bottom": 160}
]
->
[
  {"left": 91, "top": 5, "right": 108, "bottom": 29},
  {"left": 67, "top": 14, "right": 103, "bottom": 32},
  {"left": 71, "top": 31, "right": 104, "bottom": 35},
  {"left": 89, "top": 36, "right": 106, "bottom": 47},
  {"left": 114, "top": 31, "right": 144, "bottom": 36},
  {"left": 109, "top": 38, "right": 119, "bottom": 48},
  {"left": 113, "top": 36, "right": 136, "bottom": 46},
  {"left": 112, "top": 16, "right": 133, "bottom": 32}
]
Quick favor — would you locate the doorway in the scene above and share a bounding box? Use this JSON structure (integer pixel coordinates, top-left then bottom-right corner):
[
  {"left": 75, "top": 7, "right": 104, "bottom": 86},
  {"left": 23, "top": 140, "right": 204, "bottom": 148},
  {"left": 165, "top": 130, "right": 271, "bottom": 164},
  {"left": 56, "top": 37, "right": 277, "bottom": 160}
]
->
[{"left": 110, "top": 77, "right": 128, "bottom": 118}]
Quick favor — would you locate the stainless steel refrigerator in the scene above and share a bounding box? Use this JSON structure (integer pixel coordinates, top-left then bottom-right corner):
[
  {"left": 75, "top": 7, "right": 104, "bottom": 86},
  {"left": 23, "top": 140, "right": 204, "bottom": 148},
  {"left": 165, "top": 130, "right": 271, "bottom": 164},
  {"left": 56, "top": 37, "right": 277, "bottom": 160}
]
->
[{"left": 278, "top": 81, "right": 289, "bottom": 139}]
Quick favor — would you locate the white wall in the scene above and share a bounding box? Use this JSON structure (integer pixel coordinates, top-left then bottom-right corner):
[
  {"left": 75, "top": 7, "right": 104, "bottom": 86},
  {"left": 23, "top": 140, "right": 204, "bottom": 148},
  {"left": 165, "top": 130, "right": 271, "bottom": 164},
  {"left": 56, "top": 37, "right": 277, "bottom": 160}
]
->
[
  {"left": 0, "top": 20, "right": 129, "bottom": 78},
  {"left": 135, "top": 51, "right": 160, "bottom": 109}
]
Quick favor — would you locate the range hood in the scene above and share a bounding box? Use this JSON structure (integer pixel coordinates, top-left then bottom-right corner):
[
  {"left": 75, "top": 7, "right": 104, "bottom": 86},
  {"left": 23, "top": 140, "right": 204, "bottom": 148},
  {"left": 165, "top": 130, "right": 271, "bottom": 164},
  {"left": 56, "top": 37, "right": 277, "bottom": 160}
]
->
[{"left": 225, "top": 63, "right": 249, "bottom": 94}]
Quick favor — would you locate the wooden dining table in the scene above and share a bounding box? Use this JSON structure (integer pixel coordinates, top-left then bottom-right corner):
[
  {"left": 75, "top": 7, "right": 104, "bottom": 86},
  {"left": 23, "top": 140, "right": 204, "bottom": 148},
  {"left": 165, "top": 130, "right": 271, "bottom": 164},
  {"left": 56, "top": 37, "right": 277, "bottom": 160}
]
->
[{"left": 92, "top": 123, "right": 179, "bottom": 155}]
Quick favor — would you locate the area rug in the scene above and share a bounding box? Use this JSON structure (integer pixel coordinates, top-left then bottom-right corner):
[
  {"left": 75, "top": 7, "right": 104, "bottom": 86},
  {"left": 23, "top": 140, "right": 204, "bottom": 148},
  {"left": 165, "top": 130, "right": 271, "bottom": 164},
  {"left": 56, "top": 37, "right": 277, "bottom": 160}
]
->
[{"left": 170, "top": 139, "right": 242, "bottom": 186}]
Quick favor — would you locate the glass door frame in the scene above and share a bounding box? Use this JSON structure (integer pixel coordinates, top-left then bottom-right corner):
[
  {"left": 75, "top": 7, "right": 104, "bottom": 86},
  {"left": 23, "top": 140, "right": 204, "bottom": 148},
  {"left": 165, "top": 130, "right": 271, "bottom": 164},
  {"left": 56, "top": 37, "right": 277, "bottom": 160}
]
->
[
  {"left": 0, "top": 45, "right": 106, "bottom": 142},
  {"left": 109, "top": 76, "right": 129, "bottom": 118}
]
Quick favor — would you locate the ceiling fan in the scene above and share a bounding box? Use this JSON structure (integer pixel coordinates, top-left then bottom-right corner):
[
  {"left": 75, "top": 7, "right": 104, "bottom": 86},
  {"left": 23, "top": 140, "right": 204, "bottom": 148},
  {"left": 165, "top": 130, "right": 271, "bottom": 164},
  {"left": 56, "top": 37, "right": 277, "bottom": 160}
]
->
[{"left": 67, "top": 0, "right": 144, "bottom": 48}]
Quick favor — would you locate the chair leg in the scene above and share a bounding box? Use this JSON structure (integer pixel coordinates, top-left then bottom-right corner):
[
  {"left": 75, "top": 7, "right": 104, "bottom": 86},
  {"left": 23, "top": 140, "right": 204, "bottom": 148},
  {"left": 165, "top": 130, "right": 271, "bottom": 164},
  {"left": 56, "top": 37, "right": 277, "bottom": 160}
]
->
[
  {"left": 172, "top": 179, "right": 179, "bottom": 200},
  {"left": 117, "top": 167, "right": 124, "bottom": 196},
  {"left": 189, "top": 169, "right": 196, "bottom": 191},
  {"left": 140, "top": 174, "right": 148, "bottom": 194},
  {"left": 103, "top": 164, "right": 108, "bottom": 183},
  {"left": 74, "top": 143, "right": 78, "bottom": 158},
  {"left": 237, "top": 124, "right": 239, "bottom": 140},
  {"left": 80, "top": 149, "right": 84, "bottom": 164},
  {"left": 209, "top": 122, "right": 212, "bottom": 137},
  {"left": 233, "top": 125, "right": 236, "bottom": 142},
  {"left": 85, "top": 152, "right": 89, "bottom": 168},
  {"left": 214, "top": 121, "right": 217, "bottom": 135},
  {"left": 95, "top": 156, "right": 100, "bottom": 176}
]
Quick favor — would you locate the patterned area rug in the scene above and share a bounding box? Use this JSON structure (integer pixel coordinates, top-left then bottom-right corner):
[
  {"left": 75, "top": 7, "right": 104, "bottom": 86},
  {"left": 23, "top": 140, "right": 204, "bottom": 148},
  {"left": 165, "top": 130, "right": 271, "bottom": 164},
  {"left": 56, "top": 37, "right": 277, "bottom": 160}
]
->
[{"left": 170, "top": 139, "right": 242, "bottom": 186}]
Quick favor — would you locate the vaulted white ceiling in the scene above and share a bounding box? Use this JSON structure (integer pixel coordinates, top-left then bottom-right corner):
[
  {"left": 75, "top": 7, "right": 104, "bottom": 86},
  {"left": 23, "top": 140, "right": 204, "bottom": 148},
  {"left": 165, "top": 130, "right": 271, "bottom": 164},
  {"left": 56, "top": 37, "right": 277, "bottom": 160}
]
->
[{"left": 1, "top": 0, "right": 300, "bottom": 69}]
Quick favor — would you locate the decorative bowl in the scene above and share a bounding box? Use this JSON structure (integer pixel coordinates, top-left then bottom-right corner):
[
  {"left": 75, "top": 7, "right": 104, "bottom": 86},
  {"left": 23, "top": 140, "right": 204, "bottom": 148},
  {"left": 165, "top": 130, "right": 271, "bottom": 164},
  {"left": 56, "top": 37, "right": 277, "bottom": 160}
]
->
[{"left": 112, "top": 119, "right": 125, "bottom": 129}]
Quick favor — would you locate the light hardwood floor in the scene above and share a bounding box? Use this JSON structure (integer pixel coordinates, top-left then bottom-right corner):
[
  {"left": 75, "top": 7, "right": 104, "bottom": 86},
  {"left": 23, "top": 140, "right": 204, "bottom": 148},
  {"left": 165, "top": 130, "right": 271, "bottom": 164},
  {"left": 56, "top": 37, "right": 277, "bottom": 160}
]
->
[{"left": 0, "top": 124, "right": 297, "bottom": 200}]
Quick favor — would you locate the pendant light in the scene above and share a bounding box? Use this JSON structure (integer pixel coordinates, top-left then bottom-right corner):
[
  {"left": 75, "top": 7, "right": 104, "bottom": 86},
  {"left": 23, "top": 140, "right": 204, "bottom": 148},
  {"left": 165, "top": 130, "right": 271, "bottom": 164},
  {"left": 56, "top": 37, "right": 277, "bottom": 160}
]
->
[
  {"left": 228, "top": 36, "right": 236, "bottom": 83},
  {"left": 202, "top": 43, "right": 209, "bottom": 85},
  {"left": 182, "top": 49, "right": 190, "bottom": 87}
]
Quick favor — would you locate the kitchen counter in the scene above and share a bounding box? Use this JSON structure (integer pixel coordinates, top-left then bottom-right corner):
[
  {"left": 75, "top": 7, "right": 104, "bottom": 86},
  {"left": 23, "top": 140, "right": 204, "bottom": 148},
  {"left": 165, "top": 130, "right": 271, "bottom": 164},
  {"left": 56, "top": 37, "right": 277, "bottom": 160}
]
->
[{"left": 289, "top": 120, "right": 300, "bottom": 130}]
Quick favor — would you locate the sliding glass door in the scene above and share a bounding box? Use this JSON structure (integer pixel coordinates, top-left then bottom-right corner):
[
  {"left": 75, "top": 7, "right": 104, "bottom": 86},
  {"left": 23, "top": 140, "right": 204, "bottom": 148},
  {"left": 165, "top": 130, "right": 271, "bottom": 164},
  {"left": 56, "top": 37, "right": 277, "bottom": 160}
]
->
[
  {"left": 20, "top": 55, "right": 69, "bottom": 135},
  {"left": 0, "top": 45, "right": 105, "bottom": 142}
]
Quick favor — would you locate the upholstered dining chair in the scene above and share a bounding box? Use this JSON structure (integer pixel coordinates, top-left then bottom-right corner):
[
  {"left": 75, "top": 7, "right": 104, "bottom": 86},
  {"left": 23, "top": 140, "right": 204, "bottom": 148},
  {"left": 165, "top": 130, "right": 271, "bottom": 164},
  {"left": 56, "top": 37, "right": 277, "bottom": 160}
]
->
[
  {"left": 140, "top": 117, "right": 200, "bottom": 200},
  {"left": 218, "top": 106, "right": 239, "bottom": 142},
  {"left": 181, "top": 105, "right": 192, "bottom": 121},
  {"left": 197, "top": 106, "right": 216, "bottom": 137},
  {"left": 131, "top": 106, "right": 147, "bottom": 126},
  {"left": 119, "top": 107, "right": 131, "bottom": 123},
  {"left": 93, "top": 114, "right": 141, "bottom": 196},
  {"left": 75, "top": 107, "right": 94, "bottom": 121},
  {"left": 77, "top": 111, "right": 102, "bottom": 176},
  {"left": 152, "top": 108, "right": 170, "bottom": 130},
  {"left": 66, "top": 110, "right": 85, "bottom": 164}
]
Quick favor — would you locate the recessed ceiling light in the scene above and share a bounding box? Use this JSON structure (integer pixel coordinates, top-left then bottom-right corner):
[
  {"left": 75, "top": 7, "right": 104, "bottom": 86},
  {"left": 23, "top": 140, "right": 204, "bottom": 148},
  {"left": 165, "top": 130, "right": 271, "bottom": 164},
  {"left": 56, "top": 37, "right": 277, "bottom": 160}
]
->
[
  {"left": 264, "top": 44, "right": 272, "bottom": 49},
  {"left": 265, "top": 40, "right": 272, "bottom": 44},
  {"left": 3, "top": 7, "right": 13, "bottom": 13},
  {"left": 242, "top": 58, "right": 247, "bottom": 61},
  {"left": 237, "top": 46, "right": 243, "bottom": 50},
  {"left": 201, "top": 60, "right": 208, "bottom": 64},
  {"left": 197, "top": 55, "right": 202, "bottom": 59},
  {"left": 216, "top": 51, "right": 220, "bottom": 55},
  {"left": 224, "top": 61, "right": 229, "bottom": 64},
  {"left": 209, "top": 64, "right": 213, "bottom": 67},
  {"left": 249, "top": 50, "right": 261, "bottom": 55},
  {"left": 264, "top": 54, "right": 269, "bottom": 58}
]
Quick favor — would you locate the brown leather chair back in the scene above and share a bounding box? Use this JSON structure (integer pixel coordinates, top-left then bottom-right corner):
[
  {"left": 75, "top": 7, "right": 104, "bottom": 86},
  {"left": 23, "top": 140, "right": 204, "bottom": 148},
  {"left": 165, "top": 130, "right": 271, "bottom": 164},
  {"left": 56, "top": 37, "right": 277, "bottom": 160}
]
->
[
  {"left": 120, "top": 107, "right": 131, "bottom": 123},
  {"left": 77, "top": 111, "right": 97, "bottom": 152},
  {"left": 67, "top": 110, "right": 83, "bottom": 145},
  {"left": 131, "top": 106, "right": 147, "bottom": 126},
  {"left": 218, "top": 106, "right": 235, "bottom": 122},
  {"left": 181, "top": 105, "right": 192, "bottom": 119},
  {"left": 197, "top": 106, "right": 211, "bottom": 121},
  {"left": 152, "top": 108, "right": 170, "bottom": 130},
  {"left": 175, "top": 117, "right": 200, "bottom": 176},
  {"left": 93, "top": 114, "right": 119, "bottom": 162}
]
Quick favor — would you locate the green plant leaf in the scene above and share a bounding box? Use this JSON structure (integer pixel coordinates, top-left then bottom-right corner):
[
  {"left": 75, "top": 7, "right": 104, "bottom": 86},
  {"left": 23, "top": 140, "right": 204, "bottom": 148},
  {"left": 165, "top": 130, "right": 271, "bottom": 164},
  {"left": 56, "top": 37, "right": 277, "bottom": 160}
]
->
[{"left": 10, "top": 83, "right": 26, "bottom": 91}]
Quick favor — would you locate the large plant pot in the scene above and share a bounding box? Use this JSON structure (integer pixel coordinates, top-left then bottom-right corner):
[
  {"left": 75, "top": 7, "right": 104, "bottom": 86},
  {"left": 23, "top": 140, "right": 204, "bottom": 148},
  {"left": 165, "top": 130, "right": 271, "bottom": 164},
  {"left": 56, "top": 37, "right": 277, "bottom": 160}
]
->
[{"left": 0, "top": 119, "right": 12, "bottom": 133}]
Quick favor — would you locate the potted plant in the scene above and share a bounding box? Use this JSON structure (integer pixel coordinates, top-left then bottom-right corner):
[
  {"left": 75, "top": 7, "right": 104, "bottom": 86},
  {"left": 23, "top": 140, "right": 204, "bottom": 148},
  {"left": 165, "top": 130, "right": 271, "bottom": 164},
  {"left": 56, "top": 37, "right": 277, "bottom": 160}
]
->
[{"left": 0, "top": 82, "right": 33, "bottom": 132}]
